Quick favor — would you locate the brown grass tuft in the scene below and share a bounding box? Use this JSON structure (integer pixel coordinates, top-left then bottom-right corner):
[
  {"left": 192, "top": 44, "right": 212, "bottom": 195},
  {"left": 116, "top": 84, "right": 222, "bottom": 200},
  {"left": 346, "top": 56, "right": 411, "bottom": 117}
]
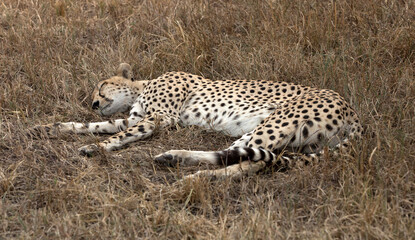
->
[{"left": 1, "top": 0, "right": 414, "bottom": 238}]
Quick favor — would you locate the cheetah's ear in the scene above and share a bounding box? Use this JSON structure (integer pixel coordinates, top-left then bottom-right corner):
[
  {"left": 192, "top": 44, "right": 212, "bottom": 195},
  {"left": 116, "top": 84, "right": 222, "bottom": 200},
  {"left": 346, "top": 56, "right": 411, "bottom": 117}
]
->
[{"left": 116, "top": 63, "right": 134, "bottom": 81}]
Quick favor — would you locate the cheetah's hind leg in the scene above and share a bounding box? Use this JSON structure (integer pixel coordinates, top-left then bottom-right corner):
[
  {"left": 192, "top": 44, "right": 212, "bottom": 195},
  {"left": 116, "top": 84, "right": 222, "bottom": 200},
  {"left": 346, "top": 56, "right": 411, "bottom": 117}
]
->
[
  {"left": 182, "top": 161, "right": 267, "bottom": 180},
  {"left": 79, "top": 112, "right": 177, "bottom": 156}
]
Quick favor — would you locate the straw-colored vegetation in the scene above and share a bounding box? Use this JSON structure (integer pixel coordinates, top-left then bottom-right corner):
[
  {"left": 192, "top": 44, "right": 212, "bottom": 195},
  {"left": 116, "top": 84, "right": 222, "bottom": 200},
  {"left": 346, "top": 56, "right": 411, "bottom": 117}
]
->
[{"left": 1, "top": 0, "right": 414, "bottom": 238}]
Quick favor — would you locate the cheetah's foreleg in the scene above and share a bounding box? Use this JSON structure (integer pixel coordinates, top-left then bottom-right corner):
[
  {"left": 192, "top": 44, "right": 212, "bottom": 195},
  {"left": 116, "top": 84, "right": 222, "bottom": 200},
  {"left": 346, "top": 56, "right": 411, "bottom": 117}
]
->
[
  {"left": 79, "top": 113, "right": 176, "bottom": 156},
  {"left": 31, "top": 117, "right": 141, "bottom": 136}
]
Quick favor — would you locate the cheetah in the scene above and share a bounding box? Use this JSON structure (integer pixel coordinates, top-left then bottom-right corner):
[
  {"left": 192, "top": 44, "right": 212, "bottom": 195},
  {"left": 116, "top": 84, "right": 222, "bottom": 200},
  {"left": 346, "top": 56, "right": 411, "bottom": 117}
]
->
[{"left": 33, "top": 63, "right": 362, "bottom": 179}]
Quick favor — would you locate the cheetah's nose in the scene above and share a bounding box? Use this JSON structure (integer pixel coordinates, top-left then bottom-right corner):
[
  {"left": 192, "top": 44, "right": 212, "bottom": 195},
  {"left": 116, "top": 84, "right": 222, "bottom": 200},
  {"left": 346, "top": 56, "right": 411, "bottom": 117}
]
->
[{"left": 92, "top": 101, "right": 100, "bottom": 110}]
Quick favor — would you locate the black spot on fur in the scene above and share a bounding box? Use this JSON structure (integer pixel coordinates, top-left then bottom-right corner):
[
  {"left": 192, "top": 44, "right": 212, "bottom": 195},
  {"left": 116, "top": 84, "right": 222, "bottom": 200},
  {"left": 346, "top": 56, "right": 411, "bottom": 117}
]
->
[
  {"left": 326, "top": 124, "right": 333, "bottom": 131},
  {"left": 302, "top": 127, "right": 309, "bottom": 138},
  {"left": 254, "top": 139, "right": 263, "bottom": 145}
]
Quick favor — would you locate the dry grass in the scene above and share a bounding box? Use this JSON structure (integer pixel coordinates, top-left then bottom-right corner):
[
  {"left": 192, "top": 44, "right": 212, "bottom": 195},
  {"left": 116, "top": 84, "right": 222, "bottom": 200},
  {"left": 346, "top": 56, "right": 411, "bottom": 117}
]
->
[{"left": 1, "top": 0, "right": 414, "bottom": 239}]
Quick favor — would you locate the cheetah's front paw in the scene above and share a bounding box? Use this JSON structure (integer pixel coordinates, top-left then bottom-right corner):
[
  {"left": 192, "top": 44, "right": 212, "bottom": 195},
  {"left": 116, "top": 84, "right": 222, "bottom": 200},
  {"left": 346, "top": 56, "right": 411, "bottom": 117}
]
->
[
  {"left": 28, "top": 123, "right": 62, "bottom": 138},
  {"left": 78, "top": 144, "right": 99, "bottom": 157}
]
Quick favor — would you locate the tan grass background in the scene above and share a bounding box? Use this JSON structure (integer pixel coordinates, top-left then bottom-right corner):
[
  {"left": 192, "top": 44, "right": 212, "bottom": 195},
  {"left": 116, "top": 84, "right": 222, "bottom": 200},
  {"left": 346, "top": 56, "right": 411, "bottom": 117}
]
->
[{"left": 0, "top": 0, "right": 414, "bottom": 239}]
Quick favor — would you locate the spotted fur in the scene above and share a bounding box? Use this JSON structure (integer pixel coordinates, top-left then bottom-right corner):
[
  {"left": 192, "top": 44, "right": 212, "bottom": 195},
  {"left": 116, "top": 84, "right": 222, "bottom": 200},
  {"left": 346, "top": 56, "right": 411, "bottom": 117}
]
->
[{"left": 33, "top": 63, "right": 362, "bottom": 179}]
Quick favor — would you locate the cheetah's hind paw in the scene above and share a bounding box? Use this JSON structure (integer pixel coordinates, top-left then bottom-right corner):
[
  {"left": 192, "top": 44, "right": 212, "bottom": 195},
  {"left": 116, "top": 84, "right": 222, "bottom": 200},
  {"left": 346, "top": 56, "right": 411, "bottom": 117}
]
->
[
  {"left": 78, "top": 144, "right": 100, "bottom": 157},
  {"left": 154, "top": 152, "right": 180, "bottom": 167}
]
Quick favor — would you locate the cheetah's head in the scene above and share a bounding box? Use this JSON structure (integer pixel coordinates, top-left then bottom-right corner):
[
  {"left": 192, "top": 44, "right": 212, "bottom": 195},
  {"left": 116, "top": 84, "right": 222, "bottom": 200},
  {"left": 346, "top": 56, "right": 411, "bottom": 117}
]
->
[{"left": 91, "top": 63, "right": 141, "bottom": 116}]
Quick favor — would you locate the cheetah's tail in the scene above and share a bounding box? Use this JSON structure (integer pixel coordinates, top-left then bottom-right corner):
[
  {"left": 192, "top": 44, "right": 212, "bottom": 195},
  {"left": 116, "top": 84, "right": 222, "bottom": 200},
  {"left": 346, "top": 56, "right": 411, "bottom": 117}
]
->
[
  {"left": 214, "top": 146, "right": 319, "bottom": 169},
  {"left": 155, "top": 146, "right": 319, "bottom": 171},
  {"left": 215, "top": 147, "right": 280, "bottom": 166}
]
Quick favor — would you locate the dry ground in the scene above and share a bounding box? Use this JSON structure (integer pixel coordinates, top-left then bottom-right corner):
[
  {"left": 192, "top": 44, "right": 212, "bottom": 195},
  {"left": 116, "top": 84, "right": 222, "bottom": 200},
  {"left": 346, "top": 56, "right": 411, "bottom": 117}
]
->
[{"left": 1, "top": 0, "right": 414, "bottom": 239}]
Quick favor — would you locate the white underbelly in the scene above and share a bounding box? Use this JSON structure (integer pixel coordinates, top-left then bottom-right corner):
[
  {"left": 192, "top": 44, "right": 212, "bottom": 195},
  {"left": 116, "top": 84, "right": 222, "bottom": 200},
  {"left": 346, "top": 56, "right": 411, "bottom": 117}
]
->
[{"left": 179, "top": 106, "right": 275, "bottom": 137}]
